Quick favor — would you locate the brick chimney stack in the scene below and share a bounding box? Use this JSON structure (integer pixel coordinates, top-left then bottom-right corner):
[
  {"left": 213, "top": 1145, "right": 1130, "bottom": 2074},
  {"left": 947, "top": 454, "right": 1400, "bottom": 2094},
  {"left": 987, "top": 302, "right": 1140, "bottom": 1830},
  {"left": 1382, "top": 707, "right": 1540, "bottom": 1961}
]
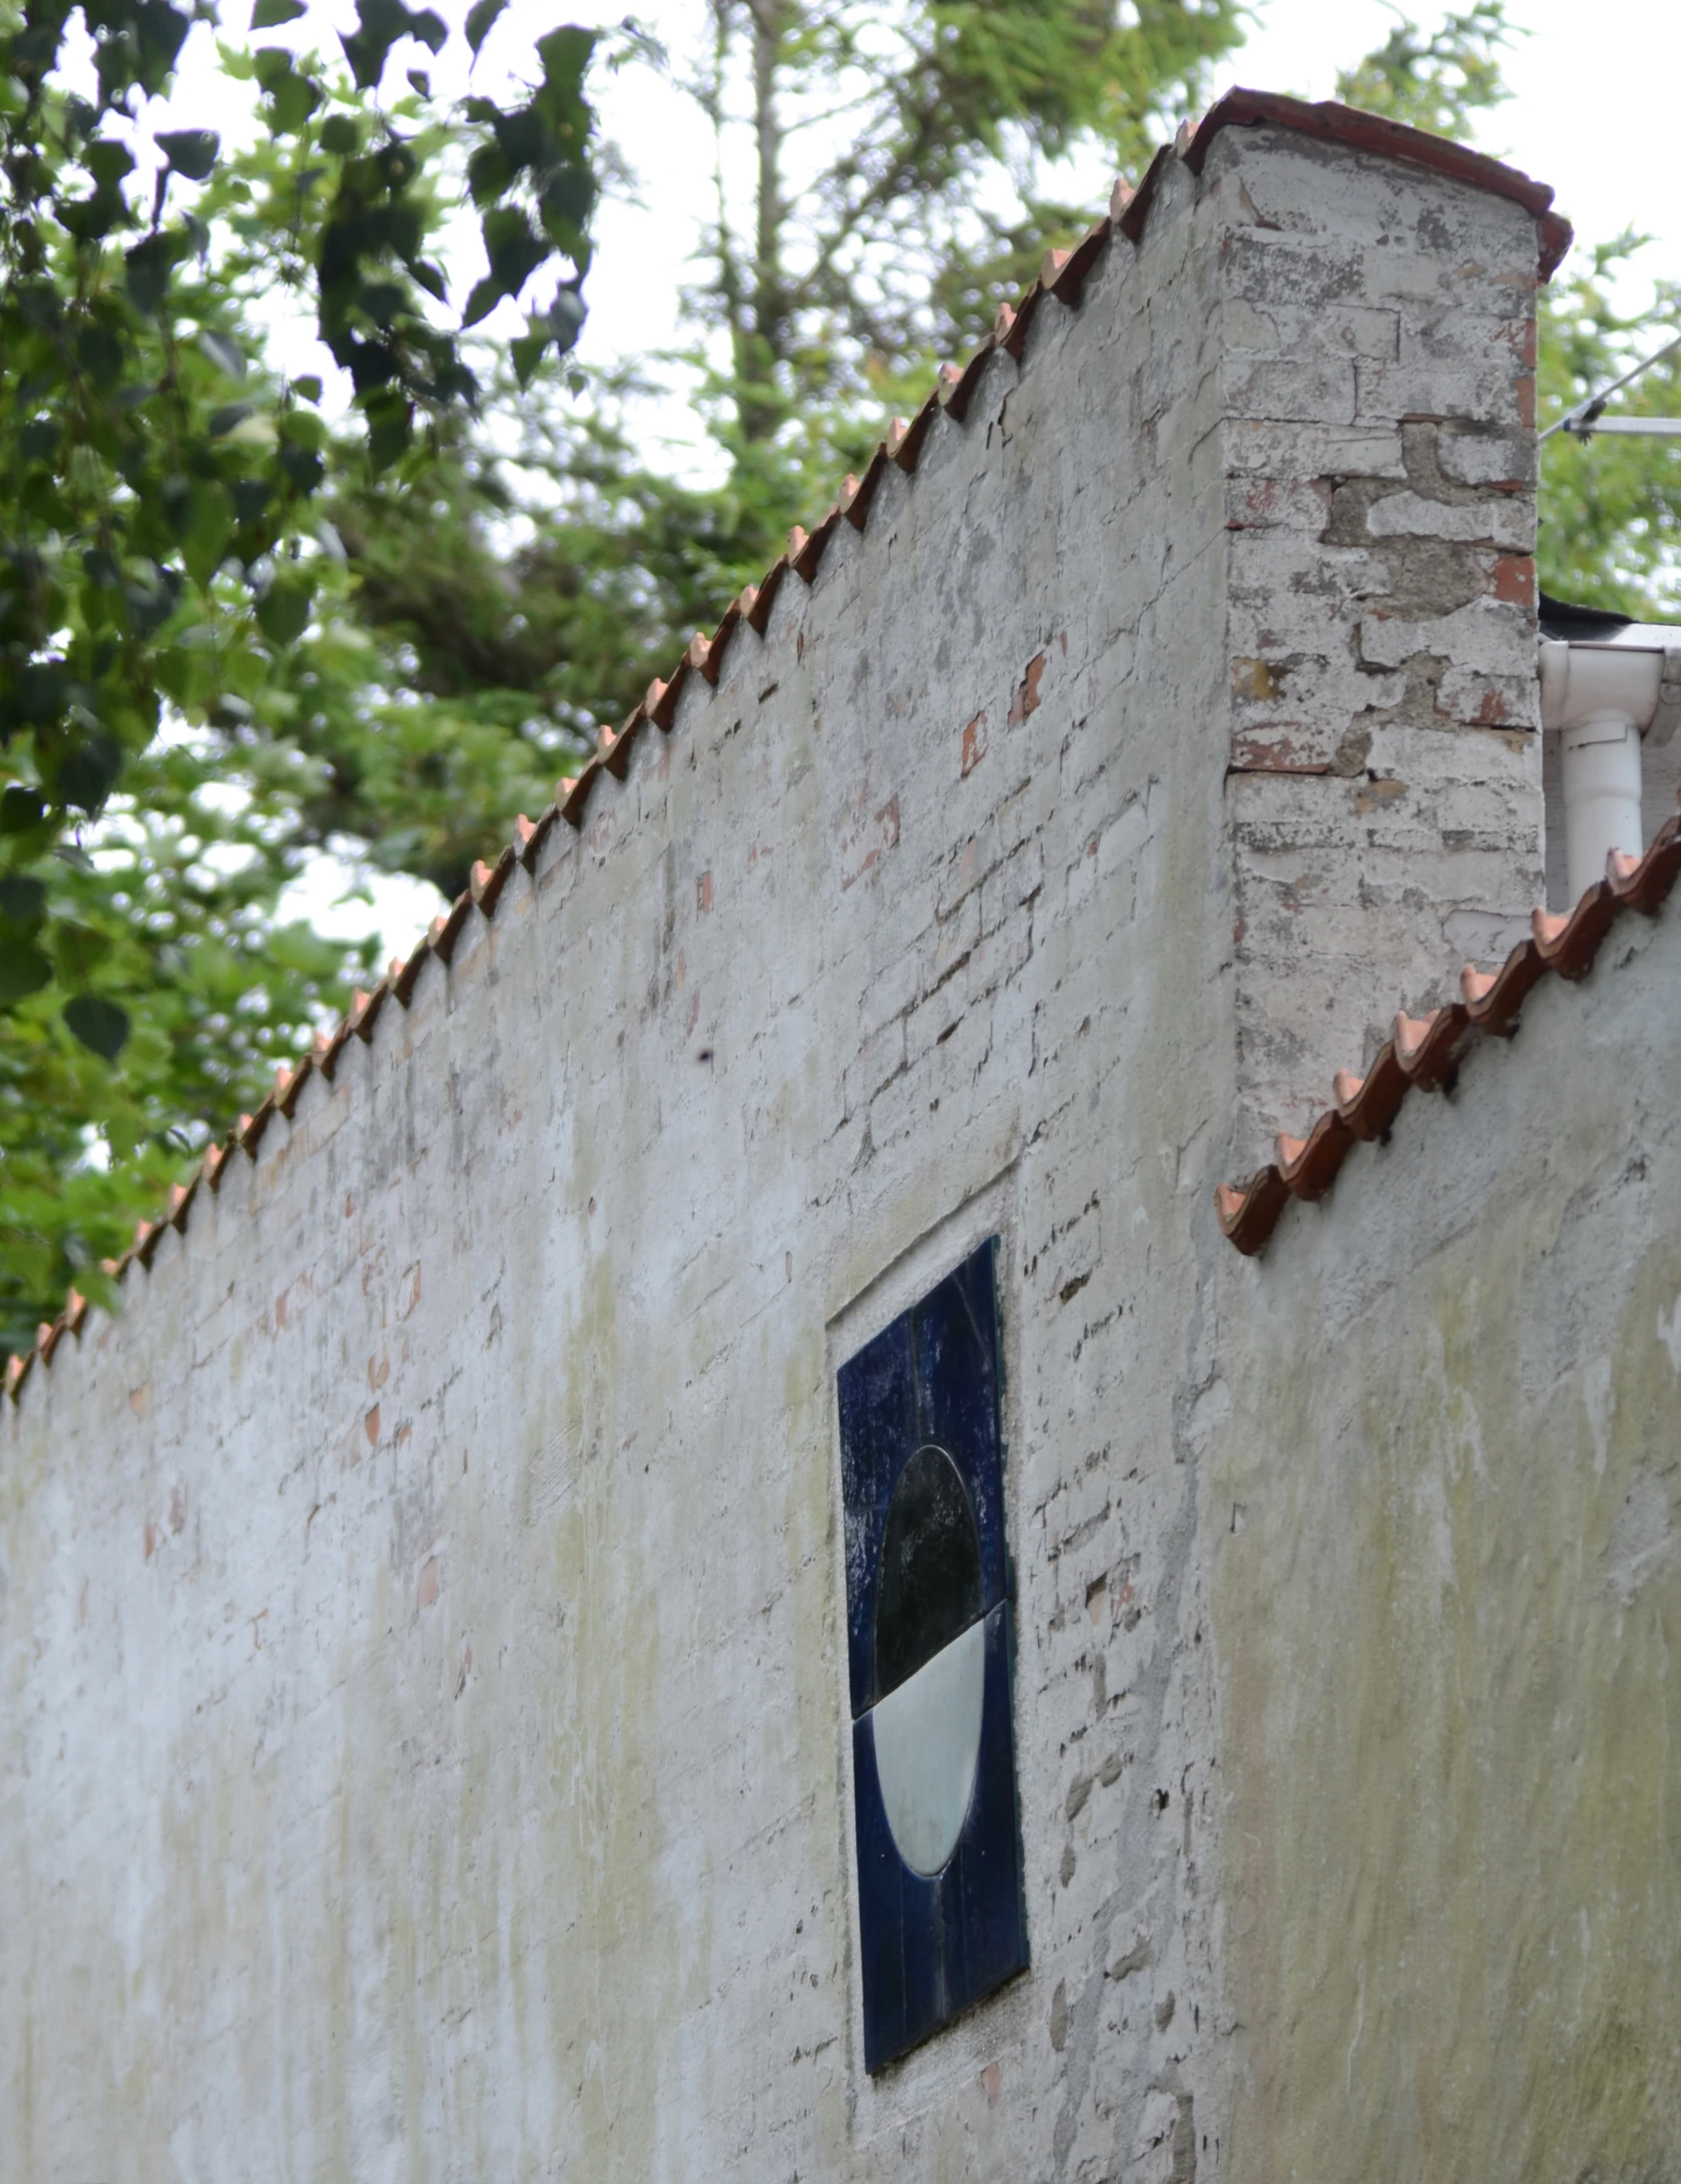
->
[{"left": 1205, "top": 119, "right": 1547, "bottom": 1169}]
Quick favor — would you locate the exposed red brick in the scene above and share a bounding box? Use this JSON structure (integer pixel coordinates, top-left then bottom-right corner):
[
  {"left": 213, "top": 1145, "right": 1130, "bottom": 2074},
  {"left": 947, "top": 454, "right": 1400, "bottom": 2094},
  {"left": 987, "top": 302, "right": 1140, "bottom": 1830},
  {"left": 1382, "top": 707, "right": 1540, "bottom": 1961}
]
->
[
  {"left": 1008, "top": 653, "right": 1047, "bottom": 726},
  {"left": 1491, "top": 554, "right": 1535, "bottom": 607}
]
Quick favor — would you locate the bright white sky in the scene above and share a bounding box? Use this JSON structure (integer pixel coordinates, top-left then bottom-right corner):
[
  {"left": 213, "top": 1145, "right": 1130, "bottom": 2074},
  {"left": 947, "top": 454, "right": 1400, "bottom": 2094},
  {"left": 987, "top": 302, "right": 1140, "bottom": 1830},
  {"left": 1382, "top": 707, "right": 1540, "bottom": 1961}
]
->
[{"left": 168, "top": 0, "right": 1671, "bottom": 958}]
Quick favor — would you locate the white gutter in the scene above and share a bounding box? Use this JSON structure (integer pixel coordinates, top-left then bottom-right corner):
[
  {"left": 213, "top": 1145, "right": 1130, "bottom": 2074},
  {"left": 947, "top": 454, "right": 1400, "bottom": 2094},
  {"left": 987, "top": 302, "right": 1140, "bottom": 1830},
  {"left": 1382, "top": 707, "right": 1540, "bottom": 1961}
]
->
[{"left": 1539, "top": 627, "right": 1681, "bottom": 902}]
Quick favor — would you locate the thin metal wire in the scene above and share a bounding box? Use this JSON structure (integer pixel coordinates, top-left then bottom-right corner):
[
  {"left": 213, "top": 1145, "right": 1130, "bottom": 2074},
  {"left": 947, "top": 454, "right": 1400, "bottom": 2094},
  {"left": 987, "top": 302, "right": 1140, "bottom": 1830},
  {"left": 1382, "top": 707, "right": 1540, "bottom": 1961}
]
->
[{"left": 1540, "top": 327, "right": 1681, "bottom": 442}]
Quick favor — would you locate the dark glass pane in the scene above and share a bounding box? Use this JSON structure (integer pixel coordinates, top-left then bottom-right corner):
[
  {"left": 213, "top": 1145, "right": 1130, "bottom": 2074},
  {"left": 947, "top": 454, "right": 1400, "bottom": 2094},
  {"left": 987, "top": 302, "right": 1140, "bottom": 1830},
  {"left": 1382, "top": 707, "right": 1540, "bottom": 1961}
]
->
[{"left": 873, "top": 1443, "right": 982, "bottom": 1699}]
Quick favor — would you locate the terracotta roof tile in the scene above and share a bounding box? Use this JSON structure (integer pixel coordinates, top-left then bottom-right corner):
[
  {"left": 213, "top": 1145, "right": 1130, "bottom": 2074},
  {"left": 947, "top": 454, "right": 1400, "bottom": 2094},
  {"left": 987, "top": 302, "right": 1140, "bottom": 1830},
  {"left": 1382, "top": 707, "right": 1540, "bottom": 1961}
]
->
[
  {"left": 350, "top": 981, "right": 388, "bottom": 1042},
  {"left": 937, "top": 340, "right": 994, "bottom": 421},
  {"left": 1176, "top": 88, "right": 1572, "bottom": 278},
  {"left": 894, "top": 393, "right": 942, "bottom": 470},
  {"left": 1216, "top": 817, "right": 1681, "bottom": 1257},
  {"left": 276, "top": 1054, "right": 312, "bottom": 1120},
  {"left": 4, "top": 96, "right": 1578, "bottom": 1397},
  {"left": 390, "top": 940, "right": 430, "bottom": 1007},
  {"left": 702, "top": 600, "right": 742, "bottom": 680},
  {"left": 515, "top": 808, "right": 558, "bottom": 871},
  {"left": 559, "top": 763, "right": 601, "bottom": 827},
  {"left": 467, "top": 847, "right": 515, "bottom": 921}
]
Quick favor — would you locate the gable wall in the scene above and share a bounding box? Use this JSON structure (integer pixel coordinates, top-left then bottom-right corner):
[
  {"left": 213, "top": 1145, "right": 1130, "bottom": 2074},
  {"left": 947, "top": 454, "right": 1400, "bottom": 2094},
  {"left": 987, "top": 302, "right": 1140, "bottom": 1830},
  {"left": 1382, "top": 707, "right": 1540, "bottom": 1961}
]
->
[
  {"left": 1211, "top": 128, "right": 1544, "bottom": 1166},
  {"left": 0, "top": 126, "right": 1567, "bottom": 2184},
  {"left": 0, "top": 146, "right": 1237, "bottom": 2184},
  {"left": 1210, "top": 899, "right": 1681, "bottom": 2180}
]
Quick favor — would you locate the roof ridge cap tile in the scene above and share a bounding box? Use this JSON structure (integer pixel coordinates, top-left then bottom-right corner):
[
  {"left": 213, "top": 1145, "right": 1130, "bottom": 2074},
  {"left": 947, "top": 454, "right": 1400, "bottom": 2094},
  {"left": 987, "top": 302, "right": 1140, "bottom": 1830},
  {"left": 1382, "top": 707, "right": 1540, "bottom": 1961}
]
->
[
  {"left": 1277, "top": 86, "right": 1569, "bottom": 273},
  {"left": 1217, "top": 816, "right": 1681, "bottom": 1257},
  {"left": 1148, "top": 87, "right": 1571, "bottom": 278}
]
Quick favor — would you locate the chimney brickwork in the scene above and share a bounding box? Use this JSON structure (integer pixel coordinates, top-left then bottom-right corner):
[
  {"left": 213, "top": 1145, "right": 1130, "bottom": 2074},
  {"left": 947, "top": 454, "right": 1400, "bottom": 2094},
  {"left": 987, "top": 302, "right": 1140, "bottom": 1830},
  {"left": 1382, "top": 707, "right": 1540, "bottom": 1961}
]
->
[{"left": 1209, "top": 127, "right": 1544, "bottom": 1170}]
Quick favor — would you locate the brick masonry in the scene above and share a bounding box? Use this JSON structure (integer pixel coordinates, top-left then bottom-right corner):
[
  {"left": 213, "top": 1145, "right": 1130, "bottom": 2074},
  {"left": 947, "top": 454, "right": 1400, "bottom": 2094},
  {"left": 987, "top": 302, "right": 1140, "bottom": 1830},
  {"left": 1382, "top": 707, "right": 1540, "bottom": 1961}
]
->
[{"left": 9, "top": 118, "right": 1667, "bottom": 2184}]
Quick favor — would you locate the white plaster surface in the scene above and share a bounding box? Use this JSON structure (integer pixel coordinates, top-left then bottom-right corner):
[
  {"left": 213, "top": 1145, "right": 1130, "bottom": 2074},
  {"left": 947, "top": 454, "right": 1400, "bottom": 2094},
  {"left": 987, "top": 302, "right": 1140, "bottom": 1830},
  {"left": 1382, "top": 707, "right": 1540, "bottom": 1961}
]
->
[{"left": 4, "top": 122, "right": 1655, "bottom": 2184}]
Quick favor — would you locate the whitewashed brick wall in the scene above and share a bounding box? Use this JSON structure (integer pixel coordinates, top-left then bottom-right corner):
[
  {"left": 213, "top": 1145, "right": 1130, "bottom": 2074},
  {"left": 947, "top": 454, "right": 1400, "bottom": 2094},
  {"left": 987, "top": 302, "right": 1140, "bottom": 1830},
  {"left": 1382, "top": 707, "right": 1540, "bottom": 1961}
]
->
[{"left": 0, "top": 122, "right": 1552, "bottom": 2183}]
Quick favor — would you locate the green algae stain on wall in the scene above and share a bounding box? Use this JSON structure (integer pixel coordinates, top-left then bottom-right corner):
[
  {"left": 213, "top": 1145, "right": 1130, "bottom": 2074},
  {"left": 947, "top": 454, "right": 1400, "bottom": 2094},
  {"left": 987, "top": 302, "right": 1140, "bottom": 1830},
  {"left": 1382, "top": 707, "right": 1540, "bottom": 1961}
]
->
[{"left": 1215, "top": 1210, "right": 1681, "bottom": 2184}]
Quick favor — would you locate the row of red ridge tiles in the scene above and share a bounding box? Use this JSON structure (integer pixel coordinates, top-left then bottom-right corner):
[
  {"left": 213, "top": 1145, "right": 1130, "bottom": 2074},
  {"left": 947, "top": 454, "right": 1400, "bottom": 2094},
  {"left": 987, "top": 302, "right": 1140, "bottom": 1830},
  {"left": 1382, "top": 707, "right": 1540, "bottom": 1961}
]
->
[
  {"left": 3, "top": 91, "right": 1574, "bottom": 1396},
  {"left": 1216, "top": 814, "right": 1681, "bottom": 1256}
]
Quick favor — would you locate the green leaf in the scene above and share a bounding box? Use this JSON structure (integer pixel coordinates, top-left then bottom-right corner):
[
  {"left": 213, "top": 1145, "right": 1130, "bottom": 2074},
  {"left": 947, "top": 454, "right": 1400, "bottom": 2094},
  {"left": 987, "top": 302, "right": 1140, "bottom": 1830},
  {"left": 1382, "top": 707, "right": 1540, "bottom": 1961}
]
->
[
  {"left": 55, "top": 920, "right": 113, "bottom": 982},
  {"left": 0, "top": 939, "right": 51, "bottom": 1006},
  {"left": 341, "top": 0, "right": 441, "bottom": 89},
  {"left": 257, "top": 574, "right": 315, "bottom": 645},
  {"left": 363, "top": 392, "right": 412, "bottom": 471},
  {"left": 465, "top": 0, "right": 505, "bottom": 54},
  {"left": 209, "top": 401, "right": 258, "bottom": 436},
  {"left": 461, "top": 273, "right": 502, "bottom": 329},
  {"left": 83, "top": 138, "right": 136, "bottom": 190},
  {"left": 279, "top": 408, "right": 327, "bottom": 450},
  {"left": 17, "top": 416, "right": 61, "bottom": 463},
  {"left": 277, "top": 441, "right": 325, "bottom": 495},
  {"left": 536, "top": 25, "right": 596, "bottom": 98},
  {"left": 291, "top": 375, "right": 323, "bottom": 402},
  {"left": 125, "top": 233, "right": 176, "bottom": 315},
  {"left": 481, "top": 204, "right": 547, "bottom": 298},
  {"left": 546, "top": 286, "right": 587, "bottom": 351},
  {"left": 0, "top": 787, "right": 47, "bottom": 835},
  {"left": 199, "top": 328, "right": 247, "bottom": 379},
  {"left": 50, "top": 729, "right": 124, "bottom": 816},
  {"left": 251, "top": 0, "right": 306, "bottom": 23},
  {"left": 64, "top": 994, "right": 131, "bottom": 1060},
  {"left": 509, "top": 332, "right": 545, "bottom": 388},
  {"left": 318, "top": 113, "right": 359, "bottom": 155},
  {"left": 254, "top": 51, "right": 323, "bottom": 131},
  {"left": 157, "top": 129, "right": 221, "bottom": 181},
  {"left": 0, "top": 874, "right": 46, "bottom": 927}
]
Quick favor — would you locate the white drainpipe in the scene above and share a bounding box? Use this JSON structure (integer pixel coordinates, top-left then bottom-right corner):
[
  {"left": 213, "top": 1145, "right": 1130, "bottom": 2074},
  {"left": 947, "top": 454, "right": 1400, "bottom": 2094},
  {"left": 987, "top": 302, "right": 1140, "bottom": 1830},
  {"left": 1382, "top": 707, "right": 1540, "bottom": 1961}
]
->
[{"left": 1539, "top": 627, "right": 1681, "bottom": 902}]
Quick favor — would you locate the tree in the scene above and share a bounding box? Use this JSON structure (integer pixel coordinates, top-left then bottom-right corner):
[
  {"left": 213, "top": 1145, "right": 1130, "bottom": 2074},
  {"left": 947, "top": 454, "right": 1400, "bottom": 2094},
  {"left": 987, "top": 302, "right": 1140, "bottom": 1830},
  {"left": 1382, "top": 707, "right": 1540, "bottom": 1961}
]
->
[
  {"left": 286, "top": 0, "right": 1251, "bottom": 892},
  {"left": 1535, "top": 247, "right": 1681, "bottom": 621},
  {"left": 0, "top": 0, "right": 604, "bottom": 1356},
  {"left": 1333, "top": 1, "right": 1512, "bottom": 137}
]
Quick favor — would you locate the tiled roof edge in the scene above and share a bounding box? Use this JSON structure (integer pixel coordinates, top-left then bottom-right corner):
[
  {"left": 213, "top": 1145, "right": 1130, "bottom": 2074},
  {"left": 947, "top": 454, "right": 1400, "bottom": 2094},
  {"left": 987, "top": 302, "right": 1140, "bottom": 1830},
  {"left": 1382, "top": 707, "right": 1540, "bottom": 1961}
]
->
[
  {"left": 1177, "top": 87, "right": 1572, "bottom": 279},
  {"left": 1215, "top": 817, "right": 1681, "bottom": 1258},
  {"left": 5, "top": 95, "right": 1573, "bottom": 1405}
]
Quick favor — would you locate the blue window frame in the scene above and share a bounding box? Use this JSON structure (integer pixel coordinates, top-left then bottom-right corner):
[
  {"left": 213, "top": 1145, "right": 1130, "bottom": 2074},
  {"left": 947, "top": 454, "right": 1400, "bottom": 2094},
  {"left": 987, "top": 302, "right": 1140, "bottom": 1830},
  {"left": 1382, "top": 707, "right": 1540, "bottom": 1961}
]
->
[{"left": 837, "top": 1237, "right": 1028, "bottom": 2071}]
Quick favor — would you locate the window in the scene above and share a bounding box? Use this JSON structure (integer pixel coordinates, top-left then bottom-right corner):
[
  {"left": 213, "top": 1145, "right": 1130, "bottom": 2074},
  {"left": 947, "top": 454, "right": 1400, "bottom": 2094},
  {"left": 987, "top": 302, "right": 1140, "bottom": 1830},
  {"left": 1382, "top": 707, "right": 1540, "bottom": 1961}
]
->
[{"left": 837, "top": 1237, "right": 1028, "bottom": 2071}]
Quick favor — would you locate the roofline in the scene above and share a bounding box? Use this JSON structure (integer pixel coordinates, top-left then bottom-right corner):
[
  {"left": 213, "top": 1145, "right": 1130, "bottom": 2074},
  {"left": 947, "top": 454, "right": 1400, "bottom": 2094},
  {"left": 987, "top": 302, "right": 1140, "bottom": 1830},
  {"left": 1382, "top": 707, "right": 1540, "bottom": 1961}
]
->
[
  {"left": 4, "top": 93, "right": 1577, "bottom": 1398},
  {"left": 1160, "top": 87, "right": 1571, "bottom": 281},
  {"left": 1215, "top": 815, "right": 1681, "bottom": 1258}
]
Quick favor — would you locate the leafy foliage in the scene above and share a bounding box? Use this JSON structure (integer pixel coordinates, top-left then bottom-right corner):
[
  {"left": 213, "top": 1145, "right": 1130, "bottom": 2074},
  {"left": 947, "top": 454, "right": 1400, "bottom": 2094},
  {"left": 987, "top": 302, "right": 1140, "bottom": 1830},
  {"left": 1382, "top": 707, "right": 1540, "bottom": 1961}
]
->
[
  {"left": 0, "top": 0, "right": 1248, "bottom": 1354},
  {"left": 1537, "top": 246, "right": 1681, "bottom": 620},
  {"left": 688, "top": 0, "right": 1243, "bottom": 451},
  {"left": 0, "top": 0, "right": 601, "bottom": 1353},
  {"left": 1333, "top": 1, "right": 1514, "bottom": 137},
  {"left": 256, "top": 0, "right": 1255, "bottom": 916}
]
